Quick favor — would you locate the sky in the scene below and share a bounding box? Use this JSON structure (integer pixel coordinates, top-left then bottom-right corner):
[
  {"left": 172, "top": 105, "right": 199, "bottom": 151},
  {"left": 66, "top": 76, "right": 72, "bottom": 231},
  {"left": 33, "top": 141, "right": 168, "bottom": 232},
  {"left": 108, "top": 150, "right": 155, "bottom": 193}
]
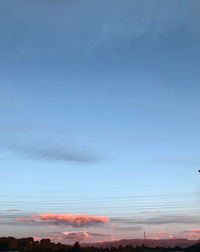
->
[{"left": 1, "top": 0, "right": 200, "bottom": 244}]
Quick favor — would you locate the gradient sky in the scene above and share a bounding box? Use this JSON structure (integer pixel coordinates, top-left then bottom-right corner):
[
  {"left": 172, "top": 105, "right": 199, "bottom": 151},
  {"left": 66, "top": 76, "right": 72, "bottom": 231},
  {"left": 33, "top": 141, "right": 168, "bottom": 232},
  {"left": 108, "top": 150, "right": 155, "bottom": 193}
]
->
[{"left": 1, "top": 0, "right": 200, "bottom": 244}]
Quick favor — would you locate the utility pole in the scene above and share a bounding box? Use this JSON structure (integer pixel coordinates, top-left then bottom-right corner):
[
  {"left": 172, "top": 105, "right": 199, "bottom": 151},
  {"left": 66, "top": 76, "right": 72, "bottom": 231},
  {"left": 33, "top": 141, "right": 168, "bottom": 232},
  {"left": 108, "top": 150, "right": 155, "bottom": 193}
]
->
[{"left": 144, "top": 231, "right": 146, "bottom": 240}]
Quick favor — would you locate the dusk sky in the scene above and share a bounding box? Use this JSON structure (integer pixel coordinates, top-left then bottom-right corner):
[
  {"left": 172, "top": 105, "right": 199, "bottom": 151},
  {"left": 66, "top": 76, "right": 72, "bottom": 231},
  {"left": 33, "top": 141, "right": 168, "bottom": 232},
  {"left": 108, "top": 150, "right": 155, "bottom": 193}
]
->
[{"left": 1, "top": 0, "right": 200, "bottom": 244}]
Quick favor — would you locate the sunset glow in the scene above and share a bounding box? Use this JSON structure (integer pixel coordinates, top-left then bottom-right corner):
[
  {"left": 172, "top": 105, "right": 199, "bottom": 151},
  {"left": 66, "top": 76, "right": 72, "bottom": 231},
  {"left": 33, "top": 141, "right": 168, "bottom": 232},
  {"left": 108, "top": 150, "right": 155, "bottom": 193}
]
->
[
  {"left": 17, "top": 213, "right": 110, "bottom": 226},
  {"left": 1, "top": 0, "right": 200, "bottom": 247}
]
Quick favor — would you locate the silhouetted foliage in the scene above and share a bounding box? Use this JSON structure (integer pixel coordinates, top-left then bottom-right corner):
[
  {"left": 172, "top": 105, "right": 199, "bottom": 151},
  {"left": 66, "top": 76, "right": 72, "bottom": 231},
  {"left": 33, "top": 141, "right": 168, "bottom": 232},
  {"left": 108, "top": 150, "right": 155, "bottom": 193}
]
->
[
  {"left": 0, "top": 237, "right": 200, "bottom": 252},
  {"left": 73, "top": 242, "right": 81, "bottom": 252},
  {"left": 0, "top": 241, "right": 9, "bottom": 251}
]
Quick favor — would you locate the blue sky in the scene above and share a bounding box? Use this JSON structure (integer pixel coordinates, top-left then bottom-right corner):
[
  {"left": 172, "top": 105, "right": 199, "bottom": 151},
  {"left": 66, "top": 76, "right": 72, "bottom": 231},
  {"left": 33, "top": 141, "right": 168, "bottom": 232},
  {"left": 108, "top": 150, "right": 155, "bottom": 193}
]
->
[{"left": 1, "top": 0, "right": 200, "bottom": 243}]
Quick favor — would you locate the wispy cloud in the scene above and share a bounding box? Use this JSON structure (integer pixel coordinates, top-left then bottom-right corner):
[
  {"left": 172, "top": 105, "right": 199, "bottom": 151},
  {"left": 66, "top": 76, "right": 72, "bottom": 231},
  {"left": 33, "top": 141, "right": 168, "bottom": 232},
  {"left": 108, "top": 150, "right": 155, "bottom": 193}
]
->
[
  {"left": 7, "top": 209, "right": 20, "bottom": 212},
  {"left": 112, "top": 214, "right": 200, "bottom": 225},
  {"left": 112, "top": 226, "right": 142, "bottom": 232},
  {"left": 157, "top": 231, "right": 176, "bottom": 239},
  {"left": 1, "top": 0, "right": 199, "bottom": 59},
  {"left": 186, "top": 229, "right": 200, "bottom": 232},
  {"left": 142, "top": 210, "right": 161, "bottom": 214},
  {"left": 184, "top": 233, "right": 200, "bottom": 238},
  {"left": 151, "top": 158, "right": 200, "bottom": 167},
  {"left": 0, "top": 124, "right": 25, "bottom": 133},
  {"left": 6, "top": 144, "right": 102, "bottom": 164},
  {"left": 184, "top": 229, "right": 200, "bottom": 238}
]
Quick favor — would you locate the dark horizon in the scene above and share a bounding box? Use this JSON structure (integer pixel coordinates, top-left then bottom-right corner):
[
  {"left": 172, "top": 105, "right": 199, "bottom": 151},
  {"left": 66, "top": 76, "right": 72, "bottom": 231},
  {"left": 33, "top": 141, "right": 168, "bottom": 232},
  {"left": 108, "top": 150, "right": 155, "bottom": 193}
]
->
[{"left": 0, "top": 236, "right": 199, "bottom": 249}]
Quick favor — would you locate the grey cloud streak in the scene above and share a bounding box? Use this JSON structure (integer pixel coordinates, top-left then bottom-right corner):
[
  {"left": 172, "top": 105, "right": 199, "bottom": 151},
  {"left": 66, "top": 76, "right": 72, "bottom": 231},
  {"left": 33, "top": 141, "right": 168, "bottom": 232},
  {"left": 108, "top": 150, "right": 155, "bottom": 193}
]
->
[
  {"left": 113, "top": 226, "right": 143, "bottom": 232},
  {"left": 112, "top": 214, "right": 200, "bottom": 226},
  {"left": 16, "top": 145, "right": 101, "bottom": 164},
  {"left": 3, "top": 143, "right": 102, "bottom": 164}
]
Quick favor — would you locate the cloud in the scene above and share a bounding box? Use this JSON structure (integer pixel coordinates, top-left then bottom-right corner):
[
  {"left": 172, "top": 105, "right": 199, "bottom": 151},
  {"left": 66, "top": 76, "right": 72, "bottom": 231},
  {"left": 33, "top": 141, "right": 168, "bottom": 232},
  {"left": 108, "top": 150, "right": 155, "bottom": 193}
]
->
[
  {"left": 8, "top": 144, "right": 102, "bottom": 164},
  {"left": 152, "top": 158, "right": 200, "bottom": 167},
  {"left": 80, "top": 0, "right": 200, "bottom": 50},
  {"left": 157, "top": 231, "right": 175, "bottom": 239},
  {"left": 187, "top": 229, "right": 200, "bottom": 232},
  {"left": 62, "top": 231, "right": 91, "bottom": 242},
  {"left": 33, "top": 236, "right": 41, "bottom": 241},
  {"left": 0, "top": 214, "right": 22, "bottom": 219},
  {"left": 185, "top": 233, "right": 200, "bottom": 238},
  {"left": 158, "top": 231, "right": 168, "bottom": 236},
  {"left": 0, "top": 124, "right": 25, "bottom": 132},
  {"left": 7, "top": 209, "right": 20, "bottom": 212},
  {"left": 1, "top": 0, "right": 199, "bottom": 59},
  {"left": 184, "top": 229, "right": 200, "bottom": 238},
  {"left": 62, "top": 231, "right": 110, "bottom": 242},
  {"left": 155, "top": 210, "right": 161, "bottom": 214},
  {"left": 146, "top": 232, "right": 176, "bottom": 240},
  {"left": 113, "top": 226, "right": 142, "bottom": 232},
  {"left": 40, "top": 231, "right": 111, "bottom": 243},
  {"left": 143, "top": 210, "right": 151, "bottom": 214},
  {"left": 16, "top": 212, "right": 110, "bottom": 227},
  {"left": 142, "top": 210, "right": 161, "bottom": 214},
  {"left": 112, "top": 214, "right": 200, "bottom": 225}
]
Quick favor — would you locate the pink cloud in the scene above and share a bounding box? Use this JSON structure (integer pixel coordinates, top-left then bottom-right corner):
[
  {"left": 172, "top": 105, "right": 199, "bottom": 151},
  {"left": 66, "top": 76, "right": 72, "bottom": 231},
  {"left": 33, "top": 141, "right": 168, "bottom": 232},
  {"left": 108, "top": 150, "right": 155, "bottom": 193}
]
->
[
  {"left": 168, "top": 235, "right": 176, "bottom": 239},
  {"left": 33, "top": 236, "right": 41, "bottom": 241},
  {"left": 184, "top": 229, "right": 200, "bottom": 237},
  {"left": 47, "top": 235, "right": 63, "bottom": 241},
  {"left": 187, "top": 229, "right": 200, "bottom": 232},
  {"left": 16, "top": 217, "right": 26, "bottom": 221},
  {"left": 16, "top": 212, "right": 110, "bottom": 227},
  {"left": 48, "top": 225, "right": 57, "bottom": 229},
  {"left": 185, "top": 232, "right": 200, "bottom": 237},
  {"left": 150, "top": 236, "right": 159, "bottom": 240},
  {"left": 158, "top": 231, "right": 168, "bottom": 236},
  {"left": 44, "top": 231, "right": 111, "bottom": 243},
  {"left": 62, "top": 231, "right": 92, "bottom": 242},
  {"left": 156, "top": 231, "right": 175, "bottom": 239},
  {"left": 142, "top": 210, "right": 161, "bottom": 214},
  {"left": 143, "top": 210, "right": 151, "bottom": 214},
  {"left": 111, "top": 224, "right": 118, "bottom": 227}
]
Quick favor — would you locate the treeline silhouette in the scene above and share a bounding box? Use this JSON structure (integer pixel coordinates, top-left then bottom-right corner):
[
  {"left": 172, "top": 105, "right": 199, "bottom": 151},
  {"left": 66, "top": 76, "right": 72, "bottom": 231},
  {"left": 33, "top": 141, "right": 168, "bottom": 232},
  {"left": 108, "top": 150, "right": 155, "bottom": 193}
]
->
[{"left": 0, "top": 237, "right": 200, "bottom": 252}]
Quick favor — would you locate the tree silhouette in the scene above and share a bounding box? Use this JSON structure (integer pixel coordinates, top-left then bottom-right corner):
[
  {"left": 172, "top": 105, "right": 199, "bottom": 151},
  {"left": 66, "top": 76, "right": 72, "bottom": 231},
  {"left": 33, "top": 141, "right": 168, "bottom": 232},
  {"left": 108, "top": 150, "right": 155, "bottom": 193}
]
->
[{"left": 73, "top": 242, "right": 81, "bottom": 252}]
